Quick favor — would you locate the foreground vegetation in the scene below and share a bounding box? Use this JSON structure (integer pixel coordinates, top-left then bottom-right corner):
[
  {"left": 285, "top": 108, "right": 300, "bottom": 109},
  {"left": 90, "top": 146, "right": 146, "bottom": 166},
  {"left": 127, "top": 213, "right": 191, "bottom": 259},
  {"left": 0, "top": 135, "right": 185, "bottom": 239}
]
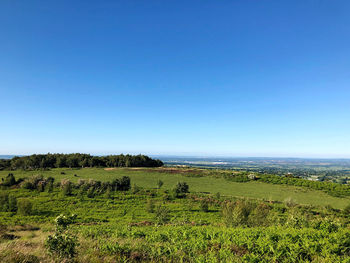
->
[{"left": 0, "top": 167, "right": 350, "bottom": 262}]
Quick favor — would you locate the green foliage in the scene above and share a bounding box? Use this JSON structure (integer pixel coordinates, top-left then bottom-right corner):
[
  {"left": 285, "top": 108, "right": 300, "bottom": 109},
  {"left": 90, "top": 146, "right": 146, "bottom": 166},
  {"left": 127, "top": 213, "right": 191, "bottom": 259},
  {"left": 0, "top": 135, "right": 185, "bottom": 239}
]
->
[
  {"left": 154, "top": 205, "right": 170, "bottom": 225},
  {"left": 174, "top": 182, "right": 189, "bottom": 198},
  {"left": 222, "top": 200, "right": 272, "bottom": 227},
  {"left": 200, "top": 199, "right": 209, "bottom": 212},
  {"left": 146, "top": 199, "right": 155, "bottom": 213},
  {"left": 17, "top": 199, "right": 32, "bottom": 215},
  {"left": 2, "top": 173, "right": 16, "bottom": 187},
  {"left": 259, "top": 173, "right": 350, "bottom": 198},
  {"left": 157, "top": 179, "right": 164, "bottom": 189},
  {"left": 46, "top": 214, "right": 79, "bottom": 260},
  {"left": 0, "top": 193, "right": 17, "bottom": 212},
  {"left": 131, "top": 184, "right": 141, "bottom": 194},
  {"left": 5, "top": 153, "right": 163, "bottom": 170},
  {"left": 8, "top": 195, "right": 17, "bottom": 212},
  {"left": 61, "top": 179, "right": 72, "bottom": 196},
  {"left": 2, "top": 167, "right": 350, "bottom": 262}
]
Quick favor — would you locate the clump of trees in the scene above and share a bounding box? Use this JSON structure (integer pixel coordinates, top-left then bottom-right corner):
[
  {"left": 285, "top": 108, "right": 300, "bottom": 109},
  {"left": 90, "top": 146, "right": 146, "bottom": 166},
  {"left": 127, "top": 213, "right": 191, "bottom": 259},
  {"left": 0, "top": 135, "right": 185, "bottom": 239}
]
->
[{"left": 1, "top": 153, "right": 163, "bottom": 170}]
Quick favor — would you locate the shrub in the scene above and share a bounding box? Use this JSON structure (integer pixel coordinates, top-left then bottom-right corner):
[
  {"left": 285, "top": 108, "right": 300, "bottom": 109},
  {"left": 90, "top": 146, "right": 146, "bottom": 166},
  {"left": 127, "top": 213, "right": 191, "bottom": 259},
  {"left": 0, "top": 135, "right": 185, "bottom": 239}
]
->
[
  {"left": 174, "top": 182, "right": 189, "bottom": 198},
  {"left": 87, "top": 187, "right": 95, "bottom": 198},
  {"left": 21, "top": 181, "right": 33, "bottom": 190},
  {"left": 37, "top": 180, "right": 46, "bottom": 192},
  {"left": 222, "top": 200, "right": 254, "bottom": 227},
  {"left": 132, "top": 184, "right": 141, "bottom": 194},
  {"left": 17, "top": 199, "right": 32, "bottom": 216},
  {"left": 154, "top": 205, "right": 170, "bottom": 225},
  {"left": 146, "top": 199, "right": 155, "bottom": 213},
  {"left": 3, "top": 173, "right": 16, "bottom": 187},
  {"left": 61, "top": 179, "right": 72, "bottom": 196},
  {"left": 248, "top": 203, "right": 271, "bottom": 226},
  {"left": 343, "top": 204, "right": 350, "bottom": 216},
  {"left": 46, "top": 181, "right": 54, "bottom": 193},
  {"left": 0, "top": 192, "right": 9, "bottom": 212},
  {"left": 46, "top": 214, "right": 78, "bottom": 260},
  {"left": 157, "top": 179, "right": 164, "bottom": 189},
  {"left": 112, "top": 176, "right": 131, "bottom": 191},
  {"left": 8, "top": 195, "right": 17, "bottom": 212},
  {"left": 200, "top": 199, "right": 209, "bottom": 212},
  {"left": 105, "top": 186, "right": 112, "bottom": 199}
]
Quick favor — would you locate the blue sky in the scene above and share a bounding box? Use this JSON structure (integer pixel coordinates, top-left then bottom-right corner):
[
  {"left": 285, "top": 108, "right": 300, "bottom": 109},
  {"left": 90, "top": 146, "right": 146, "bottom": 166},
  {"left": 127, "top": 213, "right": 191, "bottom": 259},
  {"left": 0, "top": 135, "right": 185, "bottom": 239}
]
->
[{"left": 1, "top": 1, "right": 350, "bottom": 157}]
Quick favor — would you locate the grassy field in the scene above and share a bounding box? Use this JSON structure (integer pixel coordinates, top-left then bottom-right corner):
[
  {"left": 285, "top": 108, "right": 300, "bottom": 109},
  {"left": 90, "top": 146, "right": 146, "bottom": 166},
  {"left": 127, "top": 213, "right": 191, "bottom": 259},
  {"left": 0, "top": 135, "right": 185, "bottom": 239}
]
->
[
  {"left": 1, "top": 167, "right": 350, "bottom": 262},
  {"left": 1, "top": 167, "right": 349, "bottom": 209}
]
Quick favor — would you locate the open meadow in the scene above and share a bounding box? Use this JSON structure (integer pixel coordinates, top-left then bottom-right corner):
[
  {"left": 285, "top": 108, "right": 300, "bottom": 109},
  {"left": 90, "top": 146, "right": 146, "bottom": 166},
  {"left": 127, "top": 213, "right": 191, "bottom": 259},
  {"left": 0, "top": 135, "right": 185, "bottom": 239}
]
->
[
  {"left": 1, "top": 167, "right": 350, "bottom": 262},
  {"left": 1, "top": 167, "right": 349, "bottom": 209}
]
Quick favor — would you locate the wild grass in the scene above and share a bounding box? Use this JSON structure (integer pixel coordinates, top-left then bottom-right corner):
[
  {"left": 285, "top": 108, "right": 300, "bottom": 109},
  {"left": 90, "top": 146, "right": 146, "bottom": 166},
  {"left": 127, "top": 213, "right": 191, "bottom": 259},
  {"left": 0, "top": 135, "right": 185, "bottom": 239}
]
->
[{"left": 1, "top": 167, "right": 349, "bottom": 208}]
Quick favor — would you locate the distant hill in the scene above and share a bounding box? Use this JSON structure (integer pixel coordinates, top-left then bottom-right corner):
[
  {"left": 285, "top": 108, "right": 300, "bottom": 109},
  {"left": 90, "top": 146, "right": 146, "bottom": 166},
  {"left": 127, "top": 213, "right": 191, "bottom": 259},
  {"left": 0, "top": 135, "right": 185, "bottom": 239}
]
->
[{"left": 0, "top": 155, "right": 18, "bottom": 159}]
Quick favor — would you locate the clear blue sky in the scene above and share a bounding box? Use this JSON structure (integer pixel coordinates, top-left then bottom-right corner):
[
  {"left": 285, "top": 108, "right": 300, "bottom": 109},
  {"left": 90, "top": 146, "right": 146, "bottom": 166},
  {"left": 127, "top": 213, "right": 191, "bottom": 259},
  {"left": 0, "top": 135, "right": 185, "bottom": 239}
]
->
[{"left": 1, "top": 1, "right": 350, "bottom": 157}]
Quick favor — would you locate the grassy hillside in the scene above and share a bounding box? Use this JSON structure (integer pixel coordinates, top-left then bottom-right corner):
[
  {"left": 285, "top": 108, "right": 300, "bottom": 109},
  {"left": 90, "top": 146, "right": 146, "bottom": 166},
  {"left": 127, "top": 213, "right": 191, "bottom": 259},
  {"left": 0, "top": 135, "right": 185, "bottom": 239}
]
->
[
  {"left": 1, "top": 173, "right": 350, "bottom": 262},
  {"left": 1, "top": 167, "right": 349, "bottom": 209}
]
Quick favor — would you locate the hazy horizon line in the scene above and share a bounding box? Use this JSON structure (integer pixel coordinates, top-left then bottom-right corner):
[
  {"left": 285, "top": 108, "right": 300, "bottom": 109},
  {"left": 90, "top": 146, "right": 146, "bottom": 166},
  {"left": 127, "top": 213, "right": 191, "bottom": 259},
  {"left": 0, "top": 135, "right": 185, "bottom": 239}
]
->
[{"left": 1, "top": 153, "right": 350, "bottom": 160}]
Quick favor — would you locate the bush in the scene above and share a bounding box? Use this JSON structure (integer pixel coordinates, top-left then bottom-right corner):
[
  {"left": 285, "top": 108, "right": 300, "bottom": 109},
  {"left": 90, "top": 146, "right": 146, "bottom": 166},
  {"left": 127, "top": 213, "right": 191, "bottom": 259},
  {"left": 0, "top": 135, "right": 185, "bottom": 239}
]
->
[
  {"left": 46, "top": 181, "right": 54, "bottom": 193},
  {"left": 222, "top": 200, "right": 254, "bottom": 227},
  {"left": 61, "top": 179, "right": 72, "bottom": 196},
  {"left": 17, "top": 199, "right": 32, "bottom": 216},
  {"left": 174, "top": 182, "right": 189, "bottom": 198},
  {"left": 21, "top": 181, "right": 33, "bottom": 190},
  {"left": 3, "top": 173, "right": 16, "bottom": 187},
  {"left": 112, "top": 176, "right": 131, "bottom": 191},
  {"left": 0, "top": 193, "right": 9, "bottom": 212},
  {"left": 200, "top": 200, "right": 209, "bottom": 212},
  {"left": 132, "top": 184, "right": 141, "bottom": 194},
  {"left": 154, "top": 205, "right": 170, "bottom": 225},
  {"left": 157, "top": 179, "right": 164, "bottom": 189},
  {"left": 248, "top": 203, "right": 270, "bottom": 226},
  {"left": 46, "top": 214, "right": 78, "bottom": 260},
  {"left": 8, "top": 195, "right": 17, "bottom": 212},
  {"left": 146, "top": 199, "right": 155, "bottom": 213},
  {"left": 87, "top": 187, "right": 95, "bottom": 198}
]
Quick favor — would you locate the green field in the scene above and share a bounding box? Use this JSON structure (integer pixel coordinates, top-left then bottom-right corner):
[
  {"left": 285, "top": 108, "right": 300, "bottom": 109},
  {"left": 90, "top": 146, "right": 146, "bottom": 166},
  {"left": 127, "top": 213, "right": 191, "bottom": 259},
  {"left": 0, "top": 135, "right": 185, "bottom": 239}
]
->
[
  {"left": 1, "top": 167, "right": 349, "bottom": 209},
  {"left": 1, "top": 167, "right": 350, "bottom": 262}
]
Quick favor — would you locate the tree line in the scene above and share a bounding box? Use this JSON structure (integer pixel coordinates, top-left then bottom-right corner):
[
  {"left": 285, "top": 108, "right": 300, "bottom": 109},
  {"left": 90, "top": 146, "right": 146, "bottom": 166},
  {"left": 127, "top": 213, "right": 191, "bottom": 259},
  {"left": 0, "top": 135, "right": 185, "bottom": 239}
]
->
[{"left": 0, "top": 153, "right": 163, "bottom": 170}]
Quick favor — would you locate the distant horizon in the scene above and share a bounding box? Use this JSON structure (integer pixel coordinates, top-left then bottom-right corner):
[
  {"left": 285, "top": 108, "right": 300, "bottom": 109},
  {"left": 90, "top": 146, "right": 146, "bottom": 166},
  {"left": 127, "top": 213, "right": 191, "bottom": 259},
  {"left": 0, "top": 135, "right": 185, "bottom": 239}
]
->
[{"left": 1, "top": 153, "right": 350, "bottom": 160}]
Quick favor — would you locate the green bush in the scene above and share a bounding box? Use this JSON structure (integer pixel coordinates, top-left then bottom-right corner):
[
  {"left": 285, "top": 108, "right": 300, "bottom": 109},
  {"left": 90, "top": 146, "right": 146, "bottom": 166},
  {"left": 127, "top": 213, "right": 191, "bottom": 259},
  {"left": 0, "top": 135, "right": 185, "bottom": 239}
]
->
[
  {"left": 200, "top": 199, "right": 209, "bottom": 212},
  {"left": 154, "top": 205, "right": 170, "bottom": 225},
  {"left": 61, "top": 179, "right": 72, "bottom": 196},
  {"left": 174, "top": 182, "right": 189, "bottom": 198},
  {"left": 8, "top": 195, "right": 17, "bottom": 212},
  {"left": 0, "top": 192, "right": 9, "bottom": 212},
  {"left": 17, "top": 199, "right": 32, "bottom": 216},
  {"left": 222, "top": 200, "right": 254, "bottom": 227},
  {"left": 146, "top": 199, "right": 155, "bottom": 213},
  {"left": 3, "top": 173, "right": 16, "bottom": 187},
  {"left": 46, "top": 214, "right": 79, "bottom": 260},
  {"left": 157, "top": 179, "right": 164, "bottom": 189}
]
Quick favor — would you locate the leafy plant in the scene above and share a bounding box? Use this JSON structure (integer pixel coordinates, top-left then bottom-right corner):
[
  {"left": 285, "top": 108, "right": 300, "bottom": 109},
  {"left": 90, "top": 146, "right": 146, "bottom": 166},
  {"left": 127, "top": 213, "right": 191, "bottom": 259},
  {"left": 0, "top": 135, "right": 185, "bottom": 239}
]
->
[
  {"left": 17, "top": 199, "right": 32, "bottom": 215},
  {"left": 45, "top": 214, "right": 78, "bottom": 260}
]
